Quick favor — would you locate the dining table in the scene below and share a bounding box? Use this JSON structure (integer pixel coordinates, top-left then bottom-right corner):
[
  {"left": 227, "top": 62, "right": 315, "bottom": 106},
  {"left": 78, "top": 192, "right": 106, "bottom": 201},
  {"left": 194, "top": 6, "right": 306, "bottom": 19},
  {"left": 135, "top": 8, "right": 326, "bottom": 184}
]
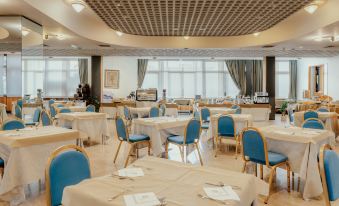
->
[
  {"left": 0, "top": 126, "right": 80, "bottom": 203},
  {"left": 56, "top": 112, "right": 109, "bottom": 143},
  {"left": 132, "top": 117, "right": 191, "bottom": 156},
  {"left": 259, "top": 125, "right": 336, "bottom": 199},
  {"left": 62, "top": 156, "right": 266, "bottom": 206},
  {"left": 204, "top": 107, "right": 236, "bottom": 115},
  {"left": 294, "top": 111, "right": 338, "bottom": 134},
  {"left": 55, "top": 106, "right": 87, "bottom": 113},
  {"left": 128, "top": 107, "right": 151, "bottom": 118}
]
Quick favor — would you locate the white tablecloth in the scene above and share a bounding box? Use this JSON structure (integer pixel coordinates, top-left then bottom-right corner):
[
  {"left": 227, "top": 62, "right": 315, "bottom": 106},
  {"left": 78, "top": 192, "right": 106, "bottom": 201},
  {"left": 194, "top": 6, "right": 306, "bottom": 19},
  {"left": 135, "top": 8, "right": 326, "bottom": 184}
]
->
[
  {"left": 259, "top": 125, "right": 335, "bottom": 199},
  {"left": 0, "top": 103, "right": 7, "bottom": 123},
  {"left": 205, "top": 108, "right": 236, "bottom": 115},
  {"left": 132, "top": 117, "right": 191, "bottom": 156},
  {"left": 63, "top": 156, "right": 266, "bottom": 206},
  {"left": 207, "top": 114, "right": 253, "bottom": 140},
  {"left": 241, "top": 108, "right": 270, "bottom": 122},
  {"left": 57, "top": 112, "right": 109, "bottom": 142},
  {"left": 0, "top": 126, "right": 79, "bottom": 203},
  {"left": 165, "top": 108, "right": 178, "bottom": 117},
  {"left": 294, "top": 111, "right": 338, "bottom": 133},
  {"left": 128, "top": 107, "right": 151, "bottom": 118},
  {"left": 55, "top": 106, "right": 87, "bottom": 113}
]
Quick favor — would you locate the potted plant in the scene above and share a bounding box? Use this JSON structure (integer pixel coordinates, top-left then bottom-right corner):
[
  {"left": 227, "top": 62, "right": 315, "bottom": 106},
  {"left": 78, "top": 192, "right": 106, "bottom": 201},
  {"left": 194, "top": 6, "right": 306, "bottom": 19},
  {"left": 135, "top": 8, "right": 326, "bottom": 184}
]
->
[{"left": 280, "top": 101, "right": 288, "bottom": 121}]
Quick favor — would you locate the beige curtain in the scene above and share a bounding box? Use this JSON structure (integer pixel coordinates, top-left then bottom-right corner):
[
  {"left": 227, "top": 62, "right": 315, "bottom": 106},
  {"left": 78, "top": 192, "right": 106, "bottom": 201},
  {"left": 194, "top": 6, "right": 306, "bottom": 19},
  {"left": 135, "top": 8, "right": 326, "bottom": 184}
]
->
[
  {"left": 289, "top": 60, "right": 298, "bottom": 100},
  {"left": 78, "top": 59, "right": 88, "bottom": 84},
  {"left": 252, "top": 60, "right": 263, "bottom": 94},
  {"left": 225, "top": 60, "right": 247, "bottom": 95},
  {"left": 137, "top": 59, "right": 149, "bottom": 88}
]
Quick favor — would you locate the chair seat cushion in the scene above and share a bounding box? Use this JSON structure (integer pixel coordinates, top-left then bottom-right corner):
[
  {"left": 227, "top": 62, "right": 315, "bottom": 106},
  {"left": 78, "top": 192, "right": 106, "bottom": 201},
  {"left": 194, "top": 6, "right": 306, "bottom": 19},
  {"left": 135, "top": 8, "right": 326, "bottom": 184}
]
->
[
  {"left": 167, "top": 135, "right": 185, "bottom": 144},
  {"left": 201, "top": 123, "right": 209, "bottom": 129},
  {"left": 128, "top": 134, "right": 150, "bottom": 143},
  {"left": 218, "top": 133, "right": 234, "bottom": 138},
  {"left": 250, "top": 151, "right": 288, "bottom": 166},
  {"left": 0, "top": 158, "right": 4, "bottom": 167}
]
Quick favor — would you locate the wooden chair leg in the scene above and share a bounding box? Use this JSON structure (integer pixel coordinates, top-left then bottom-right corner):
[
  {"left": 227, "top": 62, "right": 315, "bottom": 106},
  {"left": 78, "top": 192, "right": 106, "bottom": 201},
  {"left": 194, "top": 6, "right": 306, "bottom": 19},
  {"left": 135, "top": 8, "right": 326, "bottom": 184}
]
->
[
  {"left": 195, "top": 143, "right": 203, "bottom": 166},
  {"left": 165, "top": 141, "right": 169, "bottom": 159},
  {"left": 260, "top": 164, "right": 264, "bottom": 180},
  {"left": 287, "top": 162, "right": 291, "bottom": 193},
  {"left": 254, "top": 164, "right": 257, "bottom": 177},
  {"left": 235, "top": 138, "right": 239, "bottom": 159},
  {"left": 264, "top": 166, "right": 277, "bottom": 204},
  {"left": 148, "top": 141, "right": 151, "bottom": 156},
  {"left": 124, "top": 144, "right": 134, "bottom": 168},
  {"left": 113, "top": 140, "right": 123, "bottom": 163},
  {"left": 214, "top": 136, "right": 218, "bottom": 157},
  {"left": 292, "top": 172, "right": 295, "bottom": 190},
  {"left": 242, "top": 162, "right": 247, "bottom": 173}
]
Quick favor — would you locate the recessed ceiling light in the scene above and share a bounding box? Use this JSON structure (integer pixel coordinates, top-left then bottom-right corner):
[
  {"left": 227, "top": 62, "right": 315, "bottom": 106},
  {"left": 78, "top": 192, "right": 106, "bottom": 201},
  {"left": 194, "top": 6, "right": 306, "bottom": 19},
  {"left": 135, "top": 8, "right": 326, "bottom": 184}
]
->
[
  {"left": 253, "top": 32, "right": 260, "bottom": 37},
  {"left": 116, "top": 31, "right": 123, "bottom": 36},
  {"left": 314, "top": 36, "right": 323, "bottom": 42},
  {"left": 71, "top": 0, "right": 86, "bottom": 13},
  {"left": 184, "top": 36, "right": 190, "bottom": 40},
  {"left": 0, "top": 27, "right": 9, "bottom": 39},
  {"left": 304, "top": 3, "right": 318, "bottom": 14},
  {"left": 56, "top": 34, "right": 65, "bottom": 40},
  {"left": 22, "top": 28, "right": 30, "bottom": 36}
]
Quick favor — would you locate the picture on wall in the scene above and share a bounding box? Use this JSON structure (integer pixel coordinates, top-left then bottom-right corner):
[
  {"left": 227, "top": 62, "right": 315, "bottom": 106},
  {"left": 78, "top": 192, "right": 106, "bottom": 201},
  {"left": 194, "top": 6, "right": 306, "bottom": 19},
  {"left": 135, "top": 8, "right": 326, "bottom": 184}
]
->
[{"left": 104, "top": 70, "right": 119, "bottom": 89}]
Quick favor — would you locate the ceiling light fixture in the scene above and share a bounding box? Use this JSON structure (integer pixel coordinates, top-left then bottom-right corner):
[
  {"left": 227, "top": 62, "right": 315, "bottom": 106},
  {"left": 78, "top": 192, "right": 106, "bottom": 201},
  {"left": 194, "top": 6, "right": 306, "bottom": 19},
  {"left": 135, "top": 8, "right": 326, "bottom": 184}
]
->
[
  {"left": 0, "top": 27, "right": 9, "bottom": 39},
  {"left": 56, "top": 34, "right": 65, "bottom": 40},
  {"left": 253, "top": 32, "right": 260, "bottom": 37},
  {"left": 304, "top": 3, "right": 319, "bottom": 14},
  {"left": 116, "top": 31, "right": 123, "bottom": 36},
  {"left": 22, "top": 28, "right": 30, "bottom": 36},
  {"left": 184, "top": 36, "right": 190, "bottom": 40},
  {"left": 71, "top": 0, "right": 86, "bottom": 13}
]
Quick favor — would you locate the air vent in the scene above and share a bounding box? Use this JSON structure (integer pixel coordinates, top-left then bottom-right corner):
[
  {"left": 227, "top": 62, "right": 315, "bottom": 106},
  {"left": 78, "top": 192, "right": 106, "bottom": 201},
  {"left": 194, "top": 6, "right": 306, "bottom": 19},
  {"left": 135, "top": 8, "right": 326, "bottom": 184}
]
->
[
  {"left": 262, "top": 45, "right": 275, "bottom": 48},
  {"left": 43, "top": 44, "right": 49, "bottom": 47},
  {"left": 324, "top": 45, "right": 336, "bottom": 48},
  {"left": 98, "top": 44, "right": 111, "bottom": 47}
]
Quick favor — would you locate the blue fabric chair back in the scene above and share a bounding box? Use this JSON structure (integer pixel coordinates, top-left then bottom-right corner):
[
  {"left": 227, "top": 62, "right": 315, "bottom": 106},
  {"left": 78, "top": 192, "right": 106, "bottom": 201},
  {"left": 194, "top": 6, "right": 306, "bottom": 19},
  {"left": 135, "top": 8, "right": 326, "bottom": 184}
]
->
[
  {"left": 288, "top": 108, "right": 294, "bottom": 123},
  {"left": 217, "top": 115, "right": 235, "bottom": 137},
  {"left": 50, "top": 106, "right": 56, "bottom": 118},
  {"left": 231, "top": 105, "right": 241, "bottom": 114},
  {"left": 123, "top": 107, "right": 130, "bottom": 120},
  {"left": 48, "top": 99, "right": 55, "bottom": 107},
  {"left": 302, "top": 118, "right": 324, "bottom": 130},
  {"left": 115, "top": 117, "right": 128, "bottom": 141},
  {"left": 47, "top": 146, "right": 90, "bottom": 206},
  {"left": 200, "top": 108, "right": 210, "bottom": 122},
  {"left": 184, "top": 119, "right": 201, "bottom": 144},
  {"left": 323, "top": 149, "right": 339, "bottom": 201},
  {"left": 304, "top": 110, "right": 318, "bottom": 120},
  {"left": 2, "top": 120, "right": 25, "bottom": 130},
  {"left": 59, "top": 108, "right": 71, "bottom": 113},
  {"left": 17, "top": 99, "right": 23, "bottom": 109},
  {"left": 41, "top": 111, "right": 52, "bottom": 126},
  {"left": 56, "top": 104, "right": 64, "bottom": 108},
  {"left": 242, "top": 129, "right": 266, "bottom": 165},
  {"left": 86, "top": 105, "right": 95, "bottom": 112},
  {"left": 193, "top": 111, "right": 200, "bottom": 119},
  {"left": 15, "top": 105, "right": 22, "bottom": 119},
  {"left": 32, "top": 108, "right": 41, "bottom": 123},
  {"left": 149, "top": 107, "right": 159, "bottom": 118},
  {"left": 318, "top": 108, "right": 330, "bottom": 112}
]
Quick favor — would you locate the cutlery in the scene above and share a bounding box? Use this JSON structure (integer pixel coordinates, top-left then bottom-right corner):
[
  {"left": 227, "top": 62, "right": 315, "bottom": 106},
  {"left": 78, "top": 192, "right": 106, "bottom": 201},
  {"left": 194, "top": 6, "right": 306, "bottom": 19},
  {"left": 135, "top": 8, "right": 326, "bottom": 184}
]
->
[
  {"left": 110, "top": 174, "right": 135, "bottom": 181},
  {"left": 204, "top": 182, "right": 241, "bottom": 190},
  {"left": 132, "top": 164, "right": 153, "bottom": 171},
  {"left": 107, "top": 190, "right": 128, "bottom": 201},
  {"left": 197, "top": 194, "right": 231, "bottom": 205}
]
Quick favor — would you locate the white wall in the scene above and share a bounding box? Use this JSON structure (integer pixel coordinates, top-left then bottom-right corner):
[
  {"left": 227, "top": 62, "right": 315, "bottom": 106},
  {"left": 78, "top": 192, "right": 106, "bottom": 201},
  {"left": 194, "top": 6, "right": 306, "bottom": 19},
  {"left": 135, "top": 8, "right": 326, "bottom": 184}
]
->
[{"left": 102, "top": 56, "right": 138, "bottom": 99}]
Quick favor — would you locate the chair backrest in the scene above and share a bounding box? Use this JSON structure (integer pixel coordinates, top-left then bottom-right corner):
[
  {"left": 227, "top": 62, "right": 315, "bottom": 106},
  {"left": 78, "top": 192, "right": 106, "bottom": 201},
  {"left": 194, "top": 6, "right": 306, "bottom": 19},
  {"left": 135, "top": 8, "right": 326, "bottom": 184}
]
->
[
  {"left": 17, "top": 99, "right": 23, "bottom": 109},
  {"left": 241, "top": 128, "right": 268, "bottom": 166},
  {"left": 50, "top": 106, "right": 56, "bottom": 118},
  {"left": 86, "top": 104, "right": 95, "bottom": 112},
  {"left": 288, "top": 108, "right": 294, "bottom": 123},
  {"left": 56, "top": 104, "right": 64, "bottom": 108},
  {"left": 123, "top": 106, "right": 130, "bottom": 120},
  {"left": 304, "top": 110, "right": 318, "bottom": 120},
  {"left": 59, "top": 108, "right": 71, "bottom": 113},
  {"left": 302, "top": 118, "right": 325, "bottom": 130},
  {"left": 184, "top": 119, "right": 201, "bottom": 144},
  {"left": 115, "top": 116, "right": 128, "bottom": 141},
  {"left": 159, "top": 104, "right": 166, "bottom": 116},
  {"left": 319, "top": 144, "right": 339, "bottom": 206},
  {"left": 318, "top": 107, "right": 330, "bottom": 112},
  {"left": 48, "top": 99, "right": 55, "bottom": 107},
  {"left": 41, "top": 110, "right": 52, "bottom": 126},
  {"left": 217, "top": 115, "right": 235, "bottom": 137},
  {"left": 46, "top": 145, "right": 91, "bottom": 206},
  {"left": 200, "top": 107, "right": 210, "bottom": 122},
  {"left": 15, "top": 105, "right": 22, "bottom": 119},
  {"left": 149, "top": 107, "right": 160, "bottom": 118},
  {"left": 2, "top": 119, "right": 25, "bottom": 130},
  {"left": 231, "top": 105, "right": 241, "bottom": 114},
  {"left": 32, "top": 108, "right": 41, "bottom": 123}
]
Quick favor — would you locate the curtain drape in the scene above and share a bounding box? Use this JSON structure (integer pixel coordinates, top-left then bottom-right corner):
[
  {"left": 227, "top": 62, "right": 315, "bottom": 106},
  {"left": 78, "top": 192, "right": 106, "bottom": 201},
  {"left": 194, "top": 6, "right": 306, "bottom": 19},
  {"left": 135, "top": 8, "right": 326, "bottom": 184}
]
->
[
  {"left": 252, "top": 60, "right": 263, "bottom": 94},
  {"left": 289, "top": 60, "right": 298, "bottom": 100},
  {"left": 78, "top": 59, "right": 88, "bottom": 84},
  {"left": 225, "top": 60, "right": 247, "bottom": 95},
  {"left": 137, "top": 59, "right": 149, "bottom": 88}
]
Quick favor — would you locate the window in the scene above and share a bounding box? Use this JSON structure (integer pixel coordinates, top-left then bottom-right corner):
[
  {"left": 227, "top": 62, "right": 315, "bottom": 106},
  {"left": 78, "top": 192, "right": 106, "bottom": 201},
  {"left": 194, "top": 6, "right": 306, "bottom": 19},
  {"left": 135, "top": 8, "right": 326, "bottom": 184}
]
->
[
  {"left": 22, "top": 58, "right": 81, "bottom": 97},
  {"left": 142, "top": 60, "right": 239, "bottom": 98},
  {"left": 275, "top": 61, "right": 290, "bottom": 98}
]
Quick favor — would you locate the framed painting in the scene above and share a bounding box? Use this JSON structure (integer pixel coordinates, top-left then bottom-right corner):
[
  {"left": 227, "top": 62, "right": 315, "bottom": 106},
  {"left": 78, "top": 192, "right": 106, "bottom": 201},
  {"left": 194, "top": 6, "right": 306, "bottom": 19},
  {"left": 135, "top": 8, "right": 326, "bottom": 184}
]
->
[{"left": 104, "top": 70, "right": 119, "bottom": 89}]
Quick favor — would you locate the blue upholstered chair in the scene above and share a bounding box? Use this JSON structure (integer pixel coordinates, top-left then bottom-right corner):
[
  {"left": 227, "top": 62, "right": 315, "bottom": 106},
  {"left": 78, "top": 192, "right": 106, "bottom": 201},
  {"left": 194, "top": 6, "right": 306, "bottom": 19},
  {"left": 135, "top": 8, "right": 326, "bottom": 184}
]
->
[
  {"left": 2, "top": 119, "right": 25, "bottom": 130},
  {"left": 288, "top": 108, "right": 294, "bottom": 125},
  {"left": 123, "top": 106, "right": 132, "bottom": 129},
  {"left": 200, "top": 107, "right": 210, "bottom": 131},
  {"left": 50, "top": 106, "right": 57, "bottom": 119},
  {"left": 45, "top": 145, "right": 91, "bottom": 206},
  {"left": 302, "top": 118, "right": 325, "bottom": 130},
  {"left": 41, "top": 110, "right": 52, "bottom": 126},
  {"left": 241, "top": 128, "right": 290, "bottom": 203},
  {"left": 25, "top": 108, "right": 41, "bottom": 126},
  {"left": 15, "top": 105, "right": 22, "bottom": 119},
  {"left": 215, "top": 115, "right": 240, "bottom": 158},
  {"left": 56, "top": 104, "right": 64, "bottom": 108},
  {"left": 59, "top": 108, "right": 71, "bottom": 113},
  {"left": 166, "top": 119, "right": 203, "bottom": 165},
  {"left": 318, "top": 107, "right": 330, "bottom": 112},
  {"left": 114, "top": 116, "right": 151, "bottom": 167},
  {"left": 86, "top": 104, "right": 95, "bottom": 112},
  {"left": 231, "top": 104, "right": 241, "bottom": 114},
  {"left": 304, "top": 110, "right": 318, "bottom": 120},
  {"left": 48, "top": 99, "right": 55, "bottom": 108},
  {"left": 319, "top": 144, "right": 339, "bottom": 206},
  {"left": 149, "top": 107, "right": 160, "bottom": 118},
  {"left": 17, "top": 99, "right": 23, "bottom": 109}
]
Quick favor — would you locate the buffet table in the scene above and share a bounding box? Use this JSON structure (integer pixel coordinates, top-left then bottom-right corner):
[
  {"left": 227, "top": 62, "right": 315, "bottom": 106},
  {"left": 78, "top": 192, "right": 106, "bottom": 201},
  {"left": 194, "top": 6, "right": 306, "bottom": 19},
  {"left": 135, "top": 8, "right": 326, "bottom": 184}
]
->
[{"left": 62, "top": 156, "right": 265, "bottom": 206}]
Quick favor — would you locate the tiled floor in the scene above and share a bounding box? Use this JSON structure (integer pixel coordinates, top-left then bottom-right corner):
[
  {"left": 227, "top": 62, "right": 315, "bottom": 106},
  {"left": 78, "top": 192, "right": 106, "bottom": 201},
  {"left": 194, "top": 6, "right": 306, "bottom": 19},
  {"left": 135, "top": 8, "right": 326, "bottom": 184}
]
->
[{"left": 3, "top": 115, "right": 338, "bottom": 206}]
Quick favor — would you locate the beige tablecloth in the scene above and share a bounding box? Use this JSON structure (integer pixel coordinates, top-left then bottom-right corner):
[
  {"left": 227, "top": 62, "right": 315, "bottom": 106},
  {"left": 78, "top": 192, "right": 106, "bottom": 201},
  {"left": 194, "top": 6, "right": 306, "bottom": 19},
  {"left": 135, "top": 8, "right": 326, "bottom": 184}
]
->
[
  {"left": 294, "top": 111, "right": 338, "bottom": 134},
  {"left": 128, "top": 107, "right": 151, "bottom": 118},
  {"left": 205, "top": 108, "right": 236, "bottom": 115},
  {"left": 0, "top": 126, "right": 79, "bottom": 201},
  {"left": 55, "top": 106, "right": 87, "bottom": 113},
  {"left": 63, "top": 157, "right": 265, "bottom": 206},
  {"left": 57, "top": 112, "right": 109, "bottom": 142},
  {"left": 132, "top": 117, "right": 191, "bottom": 156},
  {"left": 259, "top": 125, "right": 335, "bottom": 199}
]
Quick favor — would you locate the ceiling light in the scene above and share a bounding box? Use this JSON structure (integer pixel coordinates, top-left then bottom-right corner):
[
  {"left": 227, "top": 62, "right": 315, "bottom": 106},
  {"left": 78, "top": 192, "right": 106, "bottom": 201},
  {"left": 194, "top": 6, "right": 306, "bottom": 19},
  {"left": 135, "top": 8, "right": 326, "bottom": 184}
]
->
[
  {"left": 22, "top": 29, "right": 30, "bottom": 36},
  {"left": 184, "top": 36, "right": 190, "bottom": 40},
  {"left": 304, "top": 3, "right": 318, "bottom": 14},
  {"left": 56, "top": 34, "right": 65, "bottom": 40},
  {"left": 116, "top": 31, "right": 123, "bottom": 36},
  {"left": 71, "top": 0, "right": 86, "bottom": 13},
  {"left": 253, "top": 32, "right": 260, "bottom": 37},
  {"left": 314, "top": 36, "right": 323, "bottom": 42},
  {"left": 0, "top": 27, "right": 9, "bottom": 39}
]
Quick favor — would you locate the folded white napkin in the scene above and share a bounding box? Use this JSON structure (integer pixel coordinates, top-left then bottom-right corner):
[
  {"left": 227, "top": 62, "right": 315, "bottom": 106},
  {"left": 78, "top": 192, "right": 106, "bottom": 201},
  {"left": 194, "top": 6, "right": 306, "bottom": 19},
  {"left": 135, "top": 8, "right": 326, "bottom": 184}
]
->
[
  {"left": 204, "top": 186, "right": 240, "bottom": 201},
  {"left": 118, "top": 168, "right": 144, "bottom": 177},
  {"left": 124, "top": 192, "right": 160, "bottom": 206}
]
